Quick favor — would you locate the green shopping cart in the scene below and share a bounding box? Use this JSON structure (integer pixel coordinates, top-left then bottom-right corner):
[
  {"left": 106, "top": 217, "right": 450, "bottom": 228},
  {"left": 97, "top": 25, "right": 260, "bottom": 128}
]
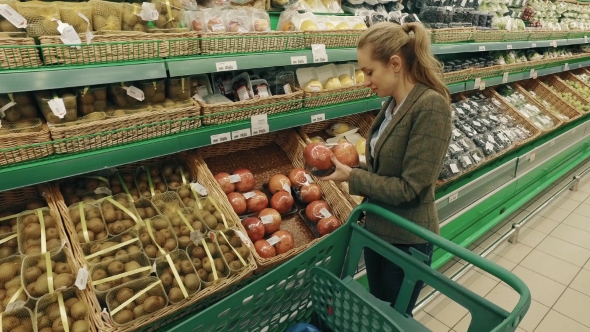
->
[{"left": 151, "top": 203, "right": 531, "bottom": 332}]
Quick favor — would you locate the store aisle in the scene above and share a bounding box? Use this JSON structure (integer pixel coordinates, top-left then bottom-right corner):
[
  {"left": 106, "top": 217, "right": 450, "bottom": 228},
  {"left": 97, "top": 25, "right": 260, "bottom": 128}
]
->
[{"left": 416, "top": 160, "right": 590, "bottom": 332}]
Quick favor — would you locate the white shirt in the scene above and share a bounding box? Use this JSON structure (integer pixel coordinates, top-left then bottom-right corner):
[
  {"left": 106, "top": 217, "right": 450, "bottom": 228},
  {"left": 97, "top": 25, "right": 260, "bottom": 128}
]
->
[{"left": 369, "top": 97, "right": 406, "bottom": 158}]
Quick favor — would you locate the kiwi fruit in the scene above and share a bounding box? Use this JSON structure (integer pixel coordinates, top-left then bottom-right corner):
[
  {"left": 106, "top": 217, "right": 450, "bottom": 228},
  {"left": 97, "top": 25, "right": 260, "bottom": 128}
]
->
[
  {"left": 72, "top": 320, "right": 89, "bottom": 332},
  {"left": 0, "top": 261, "right": 18, "bottom": 280},
  {"left": 116, "top": 288, "right": 134, "bottom": 303},
  {"left": 143, "top": 296, "right": 166, "bottom": 313},
  {"left": 70, "top": 301, "right": 88, "bottom": 320},
  {"left": 92, "top": 269, "right": 107, "bottom": 281},
  {"left": 108, "top": 261, "right": 125, "bottom": 275},
  {"left": 133, "top": 304, "right": 145, "bottom": 318},
  {"left": 219, "top": 245, "right": 230, "bottom": 254},
  {"left": 54, "top": 262, "right": 71, "bottom": 274},
  {"left": 160, "top": 272, "right": 173, "bottom": 287},
  {"left": 152, "top": 218, "right": 169, "bottom": 231},
  {"left": 113, "top": 309, "right": 134, "bottom": 324},
  {"left": 203, "top": 215, "right": 217, "bottom": 229},
  {"left": 191, "top": 246, "right": 205, "bottom": 259},
  {"left": 229, "top": 260, "right": 243, "bottom": 271},
  {"left": 168, "top": 287, "right": 184, "bottom": 302},
  {"left": 214, "top": 258, "right": 225, "bottom": 273},
  {"left": 202, "top": 258, "right": 212, "bottom": 273},
  {"left": 184, "top": 274, "right": 200, "bottom": 290},
  {"left": 236, "top": 246, "right": 250, "bottom": 259},
  {"left": 53, "top": 273, "right": 75, "bottom": 289},
  {"left": 224, "top": 252, "right": 235, "bottom": 263},
  {"left": 197, "top": 269, "right": 208, "bottom": 281},
  {"left": 192, "top": 257, "right": 203, "bottom": 270}
]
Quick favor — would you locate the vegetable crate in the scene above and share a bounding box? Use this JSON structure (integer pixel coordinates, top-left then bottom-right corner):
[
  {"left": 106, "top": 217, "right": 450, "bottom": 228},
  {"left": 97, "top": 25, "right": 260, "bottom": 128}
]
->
[{"left": 155, "top": 203, "right": 531, "bottom": 332}]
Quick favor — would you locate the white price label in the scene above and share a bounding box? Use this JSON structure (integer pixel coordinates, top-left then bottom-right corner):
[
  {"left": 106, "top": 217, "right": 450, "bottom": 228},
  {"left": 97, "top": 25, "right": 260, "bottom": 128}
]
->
[
  {"left": 252, "top": 125, "right": 269, "bottom": 136},
  {"left": 267, "top": 236, "right": 281, "bottom": 246},
  {"left": 283, "top": 83, "right": 293, "bottom": 94},
  {"left": 529, "top": 69, "right": 536, "bottom": 79},
  {"left": 474, "top": 77, "right": 481, "bottom": 90},
  {"left": 140, "top": 2, "right": 158, "bottom": 21},
  {"left": 75, "top": 266, "right": 89, "bottom": 290},
  {"left": 229, "top": 174, "right": 241, "bottom": 183},
  {"left": 478, "top": 45, "right": 486, "bottom": 51},
  {"left": 304, "top": 174, "right": 314, "bottom": 184},
  {"left": 463, "top": 156, "right": 472, "bottom": 166},
  {"left": 192, "top": 93, "right": 204, "bottom": 103},
  {"left": 190, "top": 182, "right": 208, "bottom": 196},
  {"left": 251, "top": 114, "right": 268, "bottom": 128},
  {"left": 320, "top": 208, "right": 332, "bottom": 218},
  {"left": 564, "top": 63, "right": 569, "bottom": 71},
  {"left": 450, "top": 163, "right": 459, "bottom": 174},
  {"left": 507, "top": 44, "right": 513, "bottom": 50},
  {"left": 461, "top": 0, "right": 467, "bottom": 6},
  {"left": 551, "top": 41, "right": 557, "bottom": 48},
  {"left": 216, "top": 61, "right": 237, "bottom": 72},
  {"left": 232, "top": 128, "right": 251, "bottom": 140},
  {"left": 529, "top": 151, "right": 536, "bottom": 162},
  {"left": 290, "top": 56, "right": 307, "bottom": 65},
  {"left": 210, "top": 132, "right": 231, "bottom": 145},
  {"left": 243, "top": 191, "right": 256, "bottom": 199},
  {"left": 449, "top": 192, "right": 459, "bottom": 203},
  {"left": 0, "top": 4, "right": 27, "bottom": 28},
  {"left": 196, "top": 85, "right": 209, "bottom": 97},
  {"left": 502, "top": 72, "right": 509, "bottom": 84},
  {"left": 312, "top": 44, "right": 328, "bottom": 63},
  {"left": 282, "top": 183, "right": 291, "bottom": 193},
  {"left": 48, "top": 98, "right": 67, "bottom": 119},
  {"left": 311, "top": 113, "right": 325, "bottom": 123},
  {"left": 5, "top": 301, "right": 25, "bottom": 313},
  {"left": 190, "top": 230, "right": 204, "bottom": 244},
  {"left": 0, "top": 101, "right": 16, "bottom": 118},
  {"left": 126, "top": 86, "right": 145, "bottom": 101},
  {"left": 531, "top": 43, "right": 537, "bottom": 48},
  {"left": 94, "top": 187, "right": 112, "bottom": 195},
  {"left": 235, "top": 230, "right": 251, "bottom": 247},
  {"left": 472, "top": 153, "right": 481, "bottom": 162},
  {"left": 480, "top": 81, "right": 486, "bottom": 90},
  {"left": 261, "top": 215, "right": 274, "bottom": 225},
  {"left": 57, "top": 21, "right": 82, "bottom": 46},
  {"left": 585, "top": 36, "right": 588, "bottom": 43}
]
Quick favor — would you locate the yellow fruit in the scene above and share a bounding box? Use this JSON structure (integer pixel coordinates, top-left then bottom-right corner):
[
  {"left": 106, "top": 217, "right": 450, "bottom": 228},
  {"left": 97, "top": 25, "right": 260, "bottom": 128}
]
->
[
  {"left": 324, "top": 77, "right": 342, "bottom": 90},
  {"left": 339, "top": 74, "right": 354, "bottom": 87},
  {"left": 282, "top": 21, "right": 295, "bottom": 31},
  {"left": 310, "top": 136, "right": 324, "bottom": 143},
  {"left": 325, "top": 22, "right": 335, "bottom": 29},
  {"left": 355, "top": 70, "right": 364, "bottom": 84},
  {"left": 338, "top": 138, "right": 348, "bottom": 143},
  {"left": 353, "top": 22, "right": 367, "bottom": 30},
  {"left": 355, "top": 138, "right": 366, "bottom": 156},
  {"left": 336, "top": 22, "right": 350, "bottom": 30},
  {"left": 331, "top": 123, "right": 349, "bottom": 135},
  {"left": 304, "top": 79, "right": 323, "bottom": 92},
  {"left": 300, "top": 20, "right": 318, "bottom": 31}
]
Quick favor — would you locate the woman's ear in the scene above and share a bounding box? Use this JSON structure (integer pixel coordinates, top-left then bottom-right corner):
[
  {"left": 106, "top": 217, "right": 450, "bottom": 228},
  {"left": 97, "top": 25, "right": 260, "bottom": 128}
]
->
[{"left": 389, "top": 55, "right": 403, "bottom": 74}]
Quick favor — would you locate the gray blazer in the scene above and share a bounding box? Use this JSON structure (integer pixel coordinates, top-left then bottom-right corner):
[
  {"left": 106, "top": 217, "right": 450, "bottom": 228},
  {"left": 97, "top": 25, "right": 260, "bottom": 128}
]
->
[{"left": 348, "top": 83, "right": 452, "bottom": 244}]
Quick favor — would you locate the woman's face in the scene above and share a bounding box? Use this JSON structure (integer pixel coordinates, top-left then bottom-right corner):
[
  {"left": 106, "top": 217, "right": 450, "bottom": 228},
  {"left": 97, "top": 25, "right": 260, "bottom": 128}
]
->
[{"left": 357, "top": 46, "right": 398, "bottom": 98}]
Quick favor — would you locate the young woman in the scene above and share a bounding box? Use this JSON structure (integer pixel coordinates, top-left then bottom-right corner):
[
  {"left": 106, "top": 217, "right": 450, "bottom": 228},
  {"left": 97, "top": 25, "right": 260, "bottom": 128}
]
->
[{"left": 320, "top": 22, "right": 452, "bottom": 314}]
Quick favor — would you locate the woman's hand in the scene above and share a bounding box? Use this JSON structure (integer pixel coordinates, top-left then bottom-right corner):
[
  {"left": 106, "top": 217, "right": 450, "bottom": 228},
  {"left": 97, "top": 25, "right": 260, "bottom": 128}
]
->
[{"left": 319, "top": 153, "right": 353, "bottom": 182}]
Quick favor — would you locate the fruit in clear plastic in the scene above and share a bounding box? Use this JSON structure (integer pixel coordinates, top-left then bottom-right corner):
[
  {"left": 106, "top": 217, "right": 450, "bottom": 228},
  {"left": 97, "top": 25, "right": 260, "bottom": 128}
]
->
[
  {"left": 270, "top": 192, "right": 294, "bottom": 214},
  {"left": 304, "top": 79, "right": 323, "bottom": 92},
  {"left": 288, "top": 168, "right": 309, "bottom": 188},
  {"left": 324, "top": 77, "right": 342, "bottom": 90},
  {"left": 300, "top": 183, "right": 322, "bottom": 203},
  {"left": 258, "top": 208, "right": 281, "bottom": 234},
  {"left": 227, "top": 192, "right": 247, "bottom": 215},
  {"left": 254, "top": 240, "right": 276, "bottom": 258},
  {"left": 336, "top": 22, "right": 350, "bottom": 29},
  {"left": 214, "top": 172, "right": 235, "bottom": 194},
  {"left": 233, "top": 168, "right": 255, "bottom": 192},
  {"left": 333, "top": 141, "right": 359, "bottom": 167},
  {"left": 317, "top": 216, "right": 340, "bottom": 235},
  {"left": 242, "top": 217, "right": 265, "bottom": 242},
  {"left": 271, "top": 230, "right": 295, "bottom": 254},
  {"left": 331, "top": 122, "right": 349, "bottom": 134},
  {"left": 300, "top": 20, "right": 318, "bottom": 31},
  {"left": 246, "top": 190, "right": 268, "bottom": 213},
  {"left": 303, "top": 143, "right": 334, "bottom": 170},
  {"left": 306, "top": 200, "right": 330, "bottom": 222},
  {"left": 355, "top": 70, "right": 364, "bottom": 84},
  {"left": 339, "top": 74, "right": 354, "bottom": 87},
  {"left": 268, "top": 174, "right": 291, "bottom": 194}
]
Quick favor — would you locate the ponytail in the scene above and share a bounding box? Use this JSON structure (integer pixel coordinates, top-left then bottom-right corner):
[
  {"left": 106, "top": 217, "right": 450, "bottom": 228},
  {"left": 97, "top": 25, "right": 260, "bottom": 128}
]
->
[{"left": 358, "top": 22, "right": 450, "bottom": 104}]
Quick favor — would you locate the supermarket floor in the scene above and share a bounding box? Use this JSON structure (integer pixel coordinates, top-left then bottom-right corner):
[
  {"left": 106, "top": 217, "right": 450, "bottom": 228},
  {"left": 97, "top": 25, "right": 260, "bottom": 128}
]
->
[{"left": 416, "top": 158, "right": 590, "bottom": 332}]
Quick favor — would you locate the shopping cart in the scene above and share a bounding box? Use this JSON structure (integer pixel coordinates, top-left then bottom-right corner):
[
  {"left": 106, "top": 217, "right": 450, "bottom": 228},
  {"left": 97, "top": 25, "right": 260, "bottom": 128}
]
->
[{"left": 155, "top": 203, "right": 531, "bottom": 332}]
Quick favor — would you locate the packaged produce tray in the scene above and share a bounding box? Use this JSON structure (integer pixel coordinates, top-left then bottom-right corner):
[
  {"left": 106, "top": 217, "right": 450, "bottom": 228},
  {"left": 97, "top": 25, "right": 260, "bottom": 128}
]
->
[
  {"left": 198, "top": 89, "right": 303, "bottom": 125},
  {"left": 0, "top": 120, "right": 53, "bottom": 166},
  {"left": 519, "top": 79, "right": 583, "bottom": 123},
  {"left": 430, "top": 27, "right": 475, "bottom": 43},
  {"left": 47, "top": 100, "right": 200, "bottom": 154},
  {"left": 199, "top": 31, "right": 305, "bottom": 55},
  {"left": 297, "top": 112, "right": 375, "bottom": 206},
  {"left": 0, "top": 34, "right": 42, "bottom": 70},
  {"left": 197, "top": 129, "right": 353, "bottom": 273}
]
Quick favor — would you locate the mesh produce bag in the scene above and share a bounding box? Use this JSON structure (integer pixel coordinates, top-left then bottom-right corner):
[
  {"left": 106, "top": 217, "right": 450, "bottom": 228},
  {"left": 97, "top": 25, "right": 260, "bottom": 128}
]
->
[
  {"left": 0, "top": 307, "right": 34, "bottom": 331},
  {"left": 68, "top": 201, "right": 108, "bottom": 244},
  {"left": 90, "top": 251, "right": 152, "bottom": 301},
  {"left": 17, "top": 208, "right": 62, "bottom": 256},
  {"left": 82, "top": 229, "right": 141, "bottom": 267},
  {"left": 186, "top": 233, "right": 229, "bottom": 288},
  {"left": 0, "top": 119, "right": 43, "bottom": 135},
  {"left": 151, "top": 191, "right": 186, "bottom": 220},
  {"left": 35, "top": 90, "right": 78, "bottom": 125},
  {"left": 60, "top": 174, "right": 111, "bottom": 206},
  {"left": 121, "top": 3, "right": 149, "bottom": 32},
  {"left": 155, "top": 250, "right": 201, "bottom": 303},
  {"left": 0, "top": 0, "right": 24, "bottom": 33},
  {"left": 152, "top": 0, "right": 184, "bottom": 29},
  {"left": 58, "top": 2, "right": 93, "bottom": 34},
  {"left": 22, "top": 247, "right": 76, "bottom": 300},
  {"left": 35, "top": 287, "right": 89, "bottom": 332},
  {"left": 161, "top": 159, "right": 193, "bottom": 190},
  {"left": 166, "top": 77, "right": 192, "bottom": 102},
  {"left": 216, "top": 228, "right": 250, "bottom": 276},
  {"left": 106, "top": 277, "right": 168, "bottom": 327},
  {"left": 0, "top": 92, "right": 39, "bottom": 123},
  {"left": 138, "top": 215, "right": 179, "bottom": 259},
  {"left": 16, "top": 2, "right": 60, "bottom": 37},
  {"left": 91, "top": 0, "right": 123, "bottom": 32},
  {"left": 169, "top": 208, "right": 206, "bottom": 250},
  {"left": 0, "top": 256, "right": 27, "bottom": 312},
  {"left": 0, "top": 231, "right": 18, "bottom": 259},
  {"left": 99, "top": 194, "right": 141, "bottom": 237},
  {"left": 75, "top": 86, "right": 108, "bottom": 116}
]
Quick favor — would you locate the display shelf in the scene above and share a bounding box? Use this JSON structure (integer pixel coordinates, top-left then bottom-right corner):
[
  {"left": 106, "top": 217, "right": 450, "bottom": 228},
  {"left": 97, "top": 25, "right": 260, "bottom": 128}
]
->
[
  {"left": 0, "top": 98, "right": 373, "bottom": 192},
  {"left": 432, "top": 39, "right": 570, "bottom": 54},
  {"left": 0, "top": 60, "right": 168, "bottom": 94}
]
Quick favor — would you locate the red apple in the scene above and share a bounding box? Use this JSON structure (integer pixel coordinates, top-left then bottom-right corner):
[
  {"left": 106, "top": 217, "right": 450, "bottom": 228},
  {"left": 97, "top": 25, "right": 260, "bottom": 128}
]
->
[
  {"left": 317, "top": 216, "right": 340, "bottom": 236},
  {"left": 332, "top": 141, "right": 359, "bottom": 167},
  {"left": 300, "top": 183, "right": 322, "bottom": 203},
  {"left": 289, "top": 168, "right": 310, "bottom": 188},
  {"left": 254, "top": 239, "right": 276, "bottom": 258},
  {"left": 214, "top": 172, "right": 235, "bottom": 194},
  {"left": 246, "top": 190, "right": 268, "bottom": 213},
  {"left": 258, "top": 208, "right": 281, "bottom": 234},
  {"left": 242, "top": 217, "right": 265, "bottom": 242},
  {"left": 268, "top": 174, "right": 291, "bottom": 194},
  {"left": 227, "top": 192, "right": 247, "bottom": 215},
  {"left": 233, "top": 168, "right": 255, "bottom": 192},
  {"left": 270, "top": 191, "right": 294, "bottom": 214},
  {"left": 306, "top": 200, "right": 330, "bottom": 222},
  {"left": 271, "top": 230, "right": 295, "bottom": 254},
  {"left": 303, "top": 143, "right": 334, "bottom": 170}
]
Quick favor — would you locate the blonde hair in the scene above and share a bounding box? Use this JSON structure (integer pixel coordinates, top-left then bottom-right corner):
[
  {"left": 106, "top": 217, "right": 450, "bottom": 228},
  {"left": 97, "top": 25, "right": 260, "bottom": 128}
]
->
[{"left": 358, "top": 22, "right": 450, "bottom": 104}]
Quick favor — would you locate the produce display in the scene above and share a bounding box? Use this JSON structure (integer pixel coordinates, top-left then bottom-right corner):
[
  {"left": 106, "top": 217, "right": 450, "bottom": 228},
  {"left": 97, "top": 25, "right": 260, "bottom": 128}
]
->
[
  {"left": 497, "top": 85, "right": 557, "bottom": 130},
  {"left": 545, "top": 80, "right": 590, "bottom": 113},
  {"left": 523, "top": 0, "right": 590, "bottom": 31}
]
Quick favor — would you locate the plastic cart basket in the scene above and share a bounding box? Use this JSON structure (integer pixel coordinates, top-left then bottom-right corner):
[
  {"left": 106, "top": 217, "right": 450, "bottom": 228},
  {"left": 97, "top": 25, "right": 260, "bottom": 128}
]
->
[{"left": 150, "top": 203, "right": 531, "bottom": 332}]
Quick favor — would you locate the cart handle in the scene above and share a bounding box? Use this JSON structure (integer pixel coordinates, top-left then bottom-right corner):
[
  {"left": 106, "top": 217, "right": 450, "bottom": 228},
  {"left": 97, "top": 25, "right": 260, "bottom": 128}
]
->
[{"left": 342, "top": 203, "right": 531, "bottom": 332}]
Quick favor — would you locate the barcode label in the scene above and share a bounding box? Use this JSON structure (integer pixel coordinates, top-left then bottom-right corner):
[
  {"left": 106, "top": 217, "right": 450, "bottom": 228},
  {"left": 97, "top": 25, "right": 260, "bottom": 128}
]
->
[
  {"left": 311, "top": 113, "right": 325, "bottom": 123},
  {"left": 210, "top": 132, "right": 231, "bottom": 145}
]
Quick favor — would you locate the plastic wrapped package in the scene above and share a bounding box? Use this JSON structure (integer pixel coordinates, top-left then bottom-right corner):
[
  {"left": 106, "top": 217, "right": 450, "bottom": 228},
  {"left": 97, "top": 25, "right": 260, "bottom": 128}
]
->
[
  {"left": 138, "top": 80, "right": 166, "bottom": 104},
  {"left": 530, "top": 114, "right": 554, "bottom": 130},
  {"left": 153, "top": 0, "right": 185, "bottom": 29},
  {"left": 35, "top": 90, "right": 77, "bottom": 125},
  {"left": 91, "top": 0, "right": 123, "bottom": 32},
  {"left": 448, "top": 141, "right": 465, "bottom": 158},
  {"left": 185, "top": 10, "right": 205, "bottom": 31},
  {"left": 58, "top": 2, "right": 93, "bottom": 34},
  {"left": 440, "top": 159, "right": 463, "bottom": 180},
  {"left": 453, "top": 105, "right": 470, "bottom": 120},
  {"left": 251, "top": 9, "right": 271, "bottom": 32},
  {"left": 0, "top": 92, "right": 38, "bottom": 122},
  {"left": 204, "top": 9, "right": 227, "bottom": 32},
  {"left": 493, "top": 129, "right": 513, "bottom": 148},
  {"left": 121, "top": 3, "right": 150, "bottom": 32},
  {"left": 0, "top": 0, "right": 25, "bottom": 33},
  {"left": 473, "top": 133, "right": 498, "bottom": 156},
  {"left": 167, "top": 77, "right": 191, "bottom": 101},
  {"left": 479, "top": 117, "right": 496, "bottom": 131},
  {"left": 457, "top": 152, "right": 475, "bottom": 170},
  {"left": 109, "top": 82, "right": 142, "bottom": 108},
  {"left": 225, "top": 9, "right": 251, "bottom": 32},
  {"left": 451, "top": 127, "right": 464, "bottom": 140},
  {"left": 76, "top": 86, "right": 107, "bottom": 116},
  {"left": 456, "top": 137, "right": 477, "bottom": 151},
  {"left": 468, "top": 119, "right": 487, "bottom": 133},
  {"left": 456, "top": 121, "right": 477, "bottom": 138},
  {"left": 202, "top": 93, "right": 233, "bottom": 104}
]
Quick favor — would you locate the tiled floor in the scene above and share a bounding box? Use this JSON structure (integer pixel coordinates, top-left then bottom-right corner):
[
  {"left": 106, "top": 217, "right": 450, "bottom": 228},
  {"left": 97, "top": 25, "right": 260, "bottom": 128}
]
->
[{"left": 417, "top": 159, "right": 590, "bottom": 331}]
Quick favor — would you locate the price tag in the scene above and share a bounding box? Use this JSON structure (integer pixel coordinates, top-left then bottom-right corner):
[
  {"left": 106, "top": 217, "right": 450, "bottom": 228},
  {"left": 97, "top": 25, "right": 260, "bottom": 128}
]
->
[
  {"left": 531, "top": 43, "right": 537, "bottom": 48},
  {"left": 529, "top": 151, "right": 536, "bottom": 162},
  {"left": 126, "top": 86, "right": 145, "bottom": 101},
  {"left": 529, "top": 69, "right": 536, "bottom": 79},
  {"left": 190, "top": 182, "right": 208, "bottom": 196},
  {"left": 251, "top": 114, "right": 268, "bottom": 128},
  {"left": 585, "top": 36, "right": 588, "bottom": 43},
  {"left": 243, "top": 192, "right": 256, "bottom": 199},
  {"left": 312, "top": 44, "right": 328, "bottom": 63},
  {"left": 474, "top": 77, "right": 481, "bottom": 90},
  {"left": 0, "top": 101, "right": 15, "bottom": 119},
  {"left": 472, "top": 153, "right": 481, "bottom": 162},
  {"left": 210, "top": 132, "right": 231, "bottom": 145},
  {"left": 77, "top": 12, "right": 94, "bottom": 44},
  {"left": 75, "top": 266, "right": 89, "bottom": 290},
  {"left": 320, "top": 208, "right": 332, "bottom": 218},
  {"left": 507, "top": 44, "right": 513, "bottom": 50},
  {"left": 232, "top": 128, "right": 251, "bottom": 140},
  {"left": 564, "top": 63, "right": 569, "bottom": 71},
  {"left": 192, "top": 93, "right": 204, "bottom": 103},
  {"left": 311, "top": 113, "right": 325, "bottom": 123},
  {"left": 502, "top": 72, "right": 509, "bottom": 84},
  {"left": 290, "top": 56, "right": 307, "bottom": 65},
  {"left": 216, "top": 61, "right": 237, "bottom": 72},
  {"left": 267, "top": 236, "right": 281, "bottom": 246},
  {"left": 57, "top": 21, "right": 82, "bottom": 46},
  {"left": 304, "top": 174, "right": 314, "bottom": 184},
  {"left": 251, "top": 125, "right": 269, "bottom": 136},
  {"left": 480, "top": 81, "right": 486, "bottom": 90},
  {"left": 463, "top": 156, "right": 472, "bottom": 166},
  {"left": 48, "top": 98, "right": 67, "bottom": 119},
  {"left": 282, "top": 183, "right": 290, "bottom": 193},
  {"left": 235, "top": 230, "right": 251, "bottom": 247},
  {"left": 478, "top": 45, "right": 486, "bottom": 51},
  {"left": 140, "top": 2, "right": 159, "bottom": 21},
  {"left": 229, "top": 174, "right": 241, "bottom": 183},
  {"left": 450, "top": 164, "right": 459, "bottom": 174},
  {"left": 551, "top": 40, "right": 557, "bottom": 48},
  {"left": 0, "top": 4, "right": 27, "bottom": 28},
  {"left": 449, "top": 192, "right": 459, "bottom": 203},
  {"left": 190, "top": 230, "right": 204, "bottom": 244},
  {"left": 261, "top": 215, "right": 274, "bottom": 225}
]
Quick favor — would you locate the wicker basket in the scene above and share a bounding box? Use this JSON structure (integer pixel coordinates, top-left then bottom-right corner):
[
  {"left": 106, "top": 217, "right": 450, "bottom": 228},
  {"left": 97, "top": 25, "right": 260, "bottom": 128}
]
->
[
  {"left": 199, "top": 89, "right": 303, "bottom": 125},
  {"left": 430, "top": 27, "right": 475, "bottom": 43},
  {"left": 197, "top": 129, "right": 353, "bottom": 273},
  {"left": 500, "top": 84, "right": 563, "bottom": 132},
  {"left": 444, "top": 68, "right": 473, "bottom": 84},
  {"left": 199, "top": 31, "right": 304, "bottom": 55},
  {"left": 38, "top": 31, "right": 200, "bottom": 66},
  {"left": 502, "top": 30, "right": 531, "bottom": 41},
  {"left": 47, "top": 101, "right": 200, "bottom": 154},
  {"left": 471, "top": 65, "right": 505, "bottom": 80},
  {"left": 0, "top": 35, "right": 41, "bottom": 70},
  {"left": 297, "top": 112, "right": 375, "bottom": 206},
  {"left": 543, "top": 74, "right": 590, "bottom": 114},
  {"left": 502, "top": 62, "right": 529, "bottom": 74},
  {"left": 0, "top": 122, "right": 53, "bottom": 166},
  {"left": 303, "top": 30, "right": 362, "bottom": 48},
  {"left": 473, "top": 30, "right": 505, "bottom": 42},
  {"left": 550, "top": 30, "right": 569, "bottom": 40},
  {"left": 302, "top": 86, "right": 373, "bottom": 108},
  {"left": 519, "top": 79, "right": 583, "bottom": 123},
  {"left": 527, "top": 29, "right": 553, "bottom": 40}
]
